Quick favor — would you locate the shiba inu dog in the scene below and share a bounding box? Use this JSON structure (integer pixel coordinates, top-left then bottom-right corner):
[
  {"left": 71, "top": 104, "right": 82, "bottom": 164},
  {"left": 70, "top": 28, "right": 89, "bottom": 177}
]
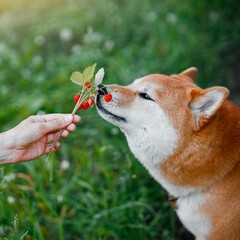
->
[{"left": 96, "top": 67, "right": 240, "bottom": 240}]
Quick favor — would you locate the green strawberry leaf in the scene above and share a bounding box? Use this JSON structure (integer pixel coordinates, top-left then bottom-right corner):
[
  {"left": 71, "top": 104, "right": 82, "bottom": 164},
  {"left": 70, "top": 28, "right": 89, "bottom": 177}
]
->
[
  {"left": 82, "top": 63, "right": 96, "bottom": 83},
  {"left": 70, "top": 71, "right": 84, "bottom": 85}
]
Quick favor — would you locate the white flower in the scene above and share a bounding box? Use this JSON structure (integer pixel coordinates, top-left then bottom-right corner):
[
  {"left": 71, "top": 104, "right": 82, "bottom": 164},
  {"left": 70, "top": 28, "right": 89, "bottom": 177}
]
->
[
  {"left": 104, "top": 40, "right": 115, "bottom": 52},
  {"left": 7, "top": 196, "right": 15, "bottom": 204},
  {"left": 95, "top": 68, "right": 104, "bottom": 85},
  {"left": 60, "top": 160, "right": 70, "bottom": 170},
  {"left": 111, "top": 128, "right": 119, "bottom": 135},
  {"left": 57, "top": 195, "right": 63, "bottom": 203},
  {"left": 34, "top": 35, "right": 45, "bottom": 45},
  {"left": 4, "top": 173, "right": 16, "bottom": 182},
  {"left": 166, "top": 13, "right": 177, "bottom": 24},
  {"left": 32, "top": 55, "right": 42, "bottom": 65},
  {"left": 100, "top": 145, "right": 111, "bottom": 152},
  {"left": 209, "top": 11, "right": 219, "bottom": 22},
  {"left": 71, "top": 44, "right": 82, "bottom": 54},
  {"left": 147, "top": 12, "right": 157, "bottom": 22},
  {"left": 83, "top": 27, "right": 102, "bottom": 44},
  {"left": 59, "top": 28, "right": 73, "bottom": 42}
]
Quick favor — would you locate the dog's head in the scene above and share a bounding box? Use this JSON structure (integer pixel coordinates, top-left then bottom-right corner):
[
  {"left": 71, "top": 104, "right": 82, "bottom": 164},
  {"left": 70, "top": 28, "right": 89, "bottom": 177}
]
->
[{"left": 96, "top": 68, "right": 229, "bottom": 166}]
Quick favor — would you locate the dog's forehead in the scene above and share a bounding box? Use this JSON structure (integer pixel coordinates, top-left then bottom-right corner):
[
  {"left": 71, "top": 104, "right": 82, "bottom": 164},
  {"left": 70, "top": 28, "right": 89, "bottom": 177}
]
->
[
  {"left": 132, "top": 74, "right": 199, "bottom": 92},
  {"left": 132, "top": 76, "right": 164, "bottom": 90},
  {"left": 132, "top": 77, "right": 146, "bottom": 85}
]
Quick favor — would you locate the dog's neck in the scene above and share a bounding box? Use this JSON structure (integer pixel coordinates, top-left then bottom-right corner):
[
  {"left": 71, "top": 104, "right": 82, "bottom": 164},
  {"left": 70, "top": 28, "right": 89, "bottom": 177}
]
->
[{"left": 160, "top": 100, "right": 240, "bottom": 192}]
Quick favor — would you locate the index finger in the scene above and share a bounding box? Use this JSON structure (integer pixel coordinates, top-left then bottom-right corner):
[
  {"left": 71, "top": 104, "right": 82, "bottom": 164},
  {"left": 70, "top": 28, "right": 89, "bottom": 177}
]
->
[{"left": 28, "top": 114, "right": 81, "bottom": 124}]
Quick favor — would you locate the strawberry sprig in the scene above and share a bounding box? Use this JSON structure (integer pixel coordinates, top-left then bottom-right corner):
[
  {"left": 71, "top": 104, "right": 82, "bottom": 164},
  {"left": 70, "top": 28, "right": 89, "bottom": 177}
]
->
[{"left": 46, "top": 63, "right": 110, "bottom": 162}]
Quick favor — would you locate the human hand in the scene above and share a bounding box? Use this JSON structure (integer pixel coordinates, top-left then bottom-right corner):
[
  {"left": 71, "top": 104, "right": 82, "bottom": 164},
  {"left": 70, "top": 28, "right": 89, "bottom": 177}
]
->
[{"left": 0, "top": 114, "right": 81, "bottom": 164}]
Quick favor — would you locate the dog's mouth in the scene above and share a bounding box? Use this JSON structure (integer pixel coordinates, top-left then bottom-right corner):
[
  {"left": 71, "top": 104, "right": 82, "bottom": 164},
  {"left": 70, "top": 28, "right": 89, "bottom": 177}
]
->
[{"left": 96, "top": 94, "right": 127, "bottom": 123}]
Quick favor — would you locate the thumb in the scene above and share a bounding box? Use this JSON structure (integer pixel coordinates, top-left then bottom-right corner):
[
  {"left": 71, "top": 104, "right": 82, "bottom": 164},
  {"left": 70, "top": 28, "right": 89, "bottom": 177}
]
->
[{"left": 40, "top": 114, "right": 73, "bottom": 134}]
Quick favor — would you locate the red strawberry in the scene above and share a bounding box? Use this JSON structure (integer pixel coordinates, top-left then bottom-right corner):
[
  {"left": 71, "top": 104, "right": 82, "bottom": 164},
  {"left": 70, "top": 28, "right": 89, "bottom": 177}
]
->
[
  {"left": 83, "top": 101, "right": 89, "bottom": 110},
  {"left": 88, "top": 98, "right": 94, "bottom": 106},
  {"left": 105, "top": 94, "right": 112, "bottom": 102},
  {"left": 85, "top": 82, "right": 91, "bottom": 88},
  {"left": 78, "top": 103, "right": 83, "bottom": 110},
  {"left": 74, "top": 94, "right": 80, "bottom": 103}
]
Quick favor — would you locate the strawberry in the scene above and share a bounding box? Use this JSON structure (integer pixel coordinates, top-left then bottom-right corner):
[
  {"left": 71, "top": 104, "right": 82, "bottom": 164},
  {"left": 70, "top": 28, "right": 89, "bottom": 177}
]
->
[
  {"left": 74, "top": 94, "right": 80, "bottom": 103},
  {"left": 85, "top": 82, "right": 91, "bottom": 88},
  {"left": 83, "top": 101, "right": 89, "bottom": 110},
  {"left": 78, "top": 103, "right": 83, "bottom": 110},
  {"left": 105, "top": 94, "right": 112, "bottom": 102},
  {"left": 88, "top": 98, "right": 94, "bottom": 106}
]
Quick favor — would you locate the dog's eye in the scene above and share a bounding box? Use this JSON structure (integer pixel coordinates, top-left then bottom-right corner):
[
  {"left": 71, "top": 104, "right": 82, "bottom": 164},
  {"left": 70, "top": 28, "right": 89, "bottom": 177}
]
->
[{"left": 139, "top": 92, "right": 154, "bottom": 101}]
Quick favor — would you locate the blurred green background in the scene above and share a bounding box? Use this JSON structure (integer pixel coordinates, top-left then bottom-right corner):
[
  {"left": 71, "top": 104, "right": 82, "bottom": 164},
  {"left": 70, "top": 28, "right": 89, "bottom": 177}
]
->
[{"left": 0, "top": 0, "right": 239, "bottom": 239}]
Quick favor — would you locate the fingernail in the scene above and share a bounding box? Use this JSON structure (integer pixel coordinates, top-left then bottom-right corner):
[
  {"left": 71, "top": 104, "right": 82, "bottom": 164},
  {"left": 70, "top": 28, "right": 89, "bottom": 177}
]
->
[{"left": 64, "top": 114, "right": 73, "bottom": 123}]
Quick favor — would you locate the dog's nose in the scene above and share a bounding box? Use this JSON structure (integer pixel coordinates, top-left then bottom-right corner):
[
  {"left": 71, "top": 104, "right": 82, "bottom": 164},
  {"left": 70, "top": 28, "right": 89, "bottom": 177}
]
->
[{"left": 98, "top": 85, "right": 108, "bottom": 95}]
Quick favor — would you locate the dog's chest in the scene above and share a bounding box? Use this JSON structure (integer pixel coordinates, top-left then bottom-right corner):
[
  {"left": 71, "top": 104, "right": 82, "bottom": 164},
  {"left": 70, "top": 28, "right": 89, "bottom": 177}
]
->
[
  {"left": 125, "top": 125, "right": 211, "bottom": 239},
  {"left": 126, "top": 136, "right": 211, "bottom": 239},
  {"left": 177, "top": 192, "right": 211, "bottom": 240},
  {"left": 140, "top": 160, "right": 211, "bottom": 239}
]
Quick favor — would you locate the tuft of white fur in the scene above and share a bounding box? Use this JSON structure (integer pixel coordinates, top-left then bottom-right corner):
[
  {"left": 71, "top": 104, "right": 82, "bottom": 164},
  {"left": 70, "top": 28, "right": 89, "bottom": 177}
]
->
[
  {"left": 177, "top": 192, "right": 211, "bottom": 240},
  {"left": 190, "top": 89, "right": 225, "bottom": 122}
]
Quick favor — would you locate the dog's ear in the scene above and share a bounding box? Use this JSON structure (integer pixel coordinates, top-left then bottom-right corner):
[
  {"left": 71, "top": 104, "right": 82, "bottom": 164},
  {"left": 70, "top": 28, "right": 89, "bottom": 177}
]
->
[
  {"left": 189, "top": 87, "right": 229, "bottom": 130},
  {"left": 179, "top": 67, "right": 198, "bottom": 82}
]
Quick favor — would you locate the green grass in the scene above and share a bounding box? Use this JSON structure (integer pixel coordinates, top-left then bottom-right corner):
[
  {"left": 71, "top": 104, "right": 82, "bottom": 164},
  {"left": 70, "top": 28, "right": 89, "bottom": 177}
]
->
[{"left": 0, "top": 0, "right": 239, "bottom": 239}]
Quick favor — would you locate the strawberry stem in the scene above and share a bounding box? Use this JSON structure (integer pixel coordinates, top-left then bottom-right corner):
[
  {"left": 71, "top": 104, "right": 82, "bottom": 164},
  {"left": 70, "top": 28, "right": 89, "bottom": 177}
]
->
[{"left": 46, "top": 83, "right": 97, "bottom": 163}]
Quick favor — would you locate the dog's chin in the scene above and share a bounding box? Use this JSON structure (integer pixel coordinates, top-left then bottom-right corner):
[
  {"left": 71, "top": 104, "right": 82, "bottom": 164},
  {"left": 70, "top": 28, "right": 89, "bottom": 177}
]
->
[{"left": 96, "top": 95, "right": 127, "bottom": 125}]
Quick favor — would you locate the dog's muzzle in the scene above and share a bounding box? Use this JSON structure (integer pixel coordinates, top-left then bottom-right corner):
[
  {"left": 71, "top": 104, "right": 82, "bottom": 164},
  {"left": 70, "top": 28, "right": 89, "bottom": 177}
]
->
[{"left": 96, "top": 85, "right": 127, "bottom": 123}]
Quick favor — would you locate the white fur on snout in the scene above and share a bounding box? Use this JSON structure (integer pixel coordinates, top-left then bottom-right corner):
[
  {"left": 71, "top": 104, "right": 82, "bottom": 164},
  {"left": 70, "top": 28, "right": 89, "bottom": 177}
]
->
[{"left": 97, "top": 92, "right": 128, "bottom": 128}]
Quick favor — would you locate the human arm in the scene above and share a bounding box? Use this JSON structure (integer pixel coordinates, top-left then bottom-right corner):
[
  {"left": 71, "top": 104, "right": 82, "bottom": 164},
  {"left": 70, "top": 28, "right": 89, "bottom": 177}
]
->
[{"left": 0, "top": 114, "right": 80, "bottom": 164}]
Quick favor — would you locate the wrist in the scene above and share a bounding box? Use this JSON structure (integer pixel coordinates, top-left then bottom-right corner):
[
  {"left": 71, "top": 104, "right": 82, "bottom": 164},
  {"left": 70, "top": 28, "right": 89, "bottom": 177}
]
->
[{"left": 0, "top": 130, "right": 16, "bottom": 164}]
